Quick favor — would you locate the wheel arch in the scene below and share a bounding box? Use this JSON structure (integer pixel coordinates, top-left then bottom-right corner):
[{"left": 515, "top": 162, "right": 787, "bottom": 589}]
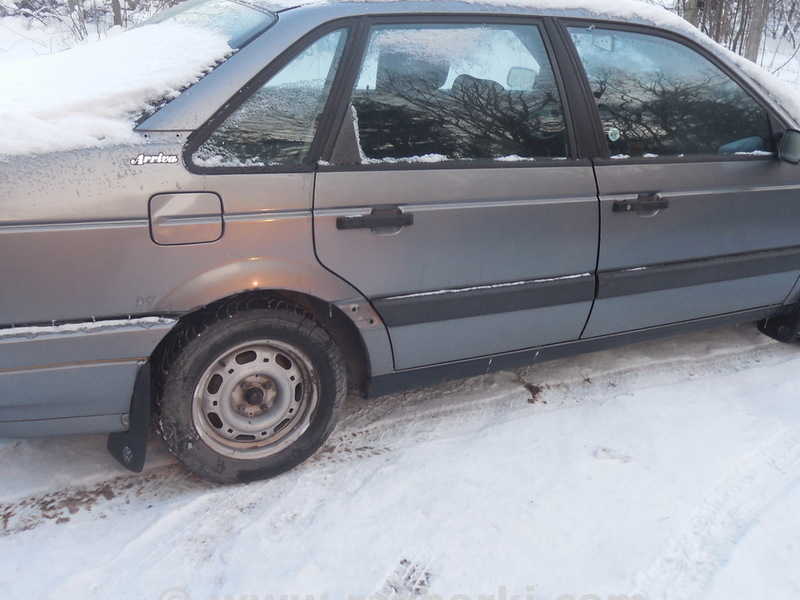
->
[
  {"left": 148, "top": 257, "right": 385, "bottom": 391},
  {"left": 151, "top": 289, "right": 372, "bottom": 400},
  {"left": 152, "top": 257, "right": 361, "bottom": 315}
]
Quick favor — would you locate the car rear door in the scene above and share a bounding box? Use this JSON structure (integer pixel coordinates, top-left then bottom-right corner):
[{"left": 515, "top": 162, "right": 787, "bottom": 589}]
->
[
  {"left": 563, "top": 23, "right": 800, "bottom": 338},
  {"left": 313, "top": 19, "right": 599, "bottom": 370}
]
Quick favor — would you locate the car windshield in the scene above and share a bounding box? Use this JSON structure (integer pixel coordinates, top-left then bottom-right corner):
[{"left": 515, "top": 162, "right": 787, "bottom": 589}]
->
[{"left": 143, "top": 0, "right": 277, "bottom": 50}]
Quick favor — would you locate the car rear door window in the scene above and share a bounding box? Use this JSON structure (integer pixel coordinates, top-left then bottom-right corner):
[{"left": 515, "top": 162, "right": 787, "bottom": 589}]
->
[
  {"left": 568, "top": 26, "right": 772, "bottom": 158},
  {"left": 335, "top": 23, "right": 569, "bottom": 163}
]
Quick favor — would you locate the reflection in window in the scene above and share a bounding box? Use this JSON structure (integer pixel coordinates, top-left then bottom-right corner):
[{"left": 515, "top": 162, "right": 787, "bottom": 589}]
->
[
  {"left": 338, "top": 24, "right": 569, "bottom": 163},
  {"left": 193, "top": 29, "right": 347, "bottom": 168},
  {"left": 569, "top": 27, "right": 771, "bottom": 158}
]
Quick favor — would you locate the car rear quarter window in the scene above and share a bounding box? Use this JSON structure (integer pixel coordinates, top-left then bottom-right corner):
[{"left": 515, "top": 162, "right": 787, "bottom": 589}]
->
[
  {"left": 192, "top": 28, "right": 348, "bottom": 168},
  {"left": 334, "top": 23, "right": 570, "bottom": 164},
  {"left": 568, "top": 26, "right": 772, "bottom": 159}
]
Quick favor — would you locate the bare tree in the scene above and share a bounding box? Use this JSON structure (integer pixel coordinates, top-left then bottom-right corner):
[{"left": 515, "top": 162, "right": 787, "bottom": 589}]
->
[
  {"left": 681, "top": 0, "right": 701, "bottom": 25},
  {"left": 744, "top": 0, "right": 770, "bottom": 61},
  {"left": 673, "top": 0, "right": 800, "bottom": 65},
  {"left": 111, "top": 0, "right": 123, "bottom": 27}
]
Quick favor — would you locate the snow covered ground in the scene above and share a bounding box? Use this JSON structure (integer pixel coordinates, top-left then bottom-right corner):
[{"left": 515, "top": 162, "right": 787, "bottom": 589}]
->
[{"left": 1, "top": 323, "right": 799, "bottom": 599}]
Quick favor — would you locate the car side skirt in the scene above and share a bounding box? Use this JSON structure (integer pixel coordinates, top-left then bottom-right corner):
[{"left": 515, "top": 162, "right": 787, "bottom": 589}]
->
[
  {"left": 366, "top": 306, "right": 781, "bottom": 398},
  {"left": 0, "top": 413, "right": 129, "bottom": 437}
]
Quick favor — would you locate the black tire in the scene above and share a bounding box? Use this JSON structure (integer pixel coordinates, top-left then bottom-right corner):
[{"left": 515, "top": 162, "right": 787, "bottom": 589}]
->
[{"left": 155, "top": 299, "right": 346, "bottom": 483}]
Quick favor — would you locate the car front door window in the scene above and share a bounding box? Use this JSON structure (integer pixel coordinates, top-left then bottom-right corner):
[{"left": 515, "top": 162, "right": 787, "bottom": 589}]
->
[{"left": 568, "top": 26, "right": 772, "bottom": 159}]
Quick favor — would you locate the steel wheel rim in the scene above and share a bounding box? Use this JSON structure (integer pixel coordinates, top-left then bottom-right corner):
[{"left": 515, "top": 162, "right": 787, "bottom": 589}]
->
[{"left": 192, "top": 339, "right": 319, "bottom": 459}]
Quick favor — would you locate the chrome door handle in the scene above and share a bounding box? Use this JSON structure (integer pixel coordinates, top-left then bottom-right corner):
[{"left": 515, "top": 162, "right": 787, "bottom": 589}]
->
[
  {"left": 337, "top": 206, "right": 414, "bottom": 230},
  {"left": 612, "top": 193, "right": 669, "bottom": 214}
]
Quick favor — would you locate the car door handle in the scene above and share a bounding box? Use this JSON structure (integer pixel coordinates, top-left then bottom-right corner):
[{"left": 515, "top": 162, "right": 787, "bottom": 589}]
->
[
  {"left": 336, "top": 206, "right": 414, "bottom": 230},
  {"left": 612, "top": 193, "right": 669, "bottom": 214}
]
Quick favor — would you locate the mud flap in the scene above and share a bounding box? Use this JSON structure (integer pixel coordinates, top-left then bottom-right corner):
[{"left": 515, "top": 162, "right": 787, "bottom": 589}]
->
[
  {"left": 758, "top": 303, "right": 800, "bottom": 343},
  {"left": 106, "top": 362, "right": 151, "bottom": 472}
]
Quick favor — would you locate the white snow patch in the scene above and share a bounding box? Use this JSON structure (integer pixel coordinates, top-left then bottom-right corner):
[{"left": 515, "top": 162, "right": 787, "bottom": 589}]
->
[
  {"left": 362, "top": 153, "right": 450, "bottom": 164},
  {"left": 0, "top": 22, "right": 231, "bottom": 157},
  {"left": 0, "top": 317, "right": 177, "bottom": 340},
  {"left": 192, "top": 153, "right": 268, "bottom": 168},
  {"left": 362, "top": 154, "right": 565, "bottom": 164},
  {"left": 494, "top": 154, "right": 546, "bottom": 161}
]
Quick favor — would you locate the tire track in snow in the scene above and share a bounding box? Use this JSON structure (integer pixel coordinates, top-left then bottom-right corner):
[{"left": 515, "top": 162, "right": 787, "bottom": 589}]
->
[
  {"left": 49, "top": 473, "right": 318, "bottom": 597},
  {"left": 0, "top": 463, "right": 214, "bottom": 537},
  {"left": 633, "top": 427, "right": 800, "bottom": 600}
]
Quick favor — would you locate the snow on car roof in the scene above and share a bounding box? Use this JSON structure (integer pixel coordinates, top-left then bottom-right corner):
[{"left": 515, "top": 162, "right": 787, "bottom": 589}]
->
[{"left": 274, "top": 0, "right": 700, "bottom": 31}]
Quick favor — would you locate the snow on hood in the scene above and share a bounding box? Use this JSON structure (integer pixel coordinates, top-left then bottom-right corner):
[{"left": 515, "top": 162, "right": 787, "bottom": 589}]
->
[{"left": 0, "top": 22, "right": 231, "bottom": 158}]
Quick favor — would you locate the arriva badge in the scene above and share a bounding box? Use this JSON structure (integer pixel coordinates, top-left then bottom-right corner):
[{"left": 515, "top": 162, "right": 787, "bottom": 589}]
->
[{"left": 130, "top": 153, "right": 179, "bottom": 165}]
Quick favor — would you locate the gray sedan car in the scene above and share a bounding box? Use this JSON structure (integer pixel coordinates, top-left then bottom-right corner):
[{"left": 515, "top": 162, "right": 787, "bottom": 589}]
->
[{"left": 3, "top": 0, "right": 800, "bottom": 483}]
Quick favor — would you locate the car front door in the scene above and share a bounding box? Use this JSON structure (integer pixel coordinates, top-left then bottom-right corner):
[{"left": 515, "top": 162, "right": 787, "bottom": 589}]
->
[
  {"left": 313, "top": 20, "right": 599, "bottom": 369},
  {"left": 564, "top": 24, "right": 800, "bottom": 338}
]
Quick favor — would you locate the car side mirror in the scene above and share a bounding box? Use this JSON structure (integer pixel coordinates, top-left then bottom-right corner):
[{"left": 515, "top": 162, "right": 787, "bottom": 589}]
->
[
  {"left": 507, "top": 67, "right": 537, "bottom": 90},
  {"left": 779, "top": 129, "right": 800, "bottom": 164}
]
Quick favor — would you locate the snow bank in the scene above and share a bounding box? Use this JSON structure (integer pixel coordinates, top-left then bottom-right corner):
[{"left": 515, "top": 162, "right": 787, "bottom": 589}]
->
[{"left": 0, "top": 22, "right": 231, "bottom": 157}]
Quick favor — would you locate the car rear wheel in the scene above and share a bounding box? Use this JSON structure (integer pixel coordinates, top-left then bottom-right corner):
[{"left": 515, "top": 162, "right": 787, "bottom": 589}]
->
[{"left": 155, "top": 299, "right": 346, "bottom": 483}]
